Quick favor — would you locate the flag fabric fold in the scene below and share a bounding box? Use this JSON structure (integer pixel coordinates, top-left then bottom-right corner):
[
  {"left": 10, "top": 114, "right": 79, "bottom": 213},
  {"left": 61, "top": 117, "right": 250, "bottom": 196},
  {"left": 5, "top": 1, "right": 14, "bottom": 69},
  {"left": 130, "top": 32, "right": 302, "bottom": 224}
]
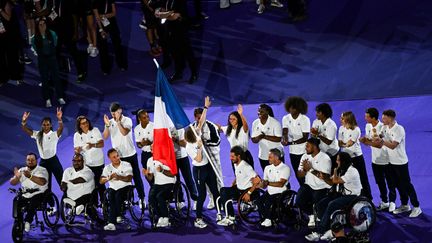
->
[{"left": 153, "top": 68, "right": 190, "bottom": 175}]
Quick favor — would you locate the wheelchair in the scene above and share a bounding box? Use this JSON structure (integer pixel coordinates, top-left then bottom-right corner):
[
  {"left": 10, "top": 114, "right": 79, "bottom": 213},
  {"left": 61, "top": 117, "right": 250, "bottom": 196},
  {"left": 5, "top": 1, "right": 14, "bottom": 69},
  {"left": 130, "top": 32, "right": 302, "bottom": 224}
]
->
[
  {"left": 10, "top": 188, "right": 60, "bottom": 242},
  {"left": 60, "top": 191, "right": 101, "bottom": 228},
  {"left": 148, "top": 181, "right": 191, "bottom": 229},
  {"left": 329, "top": 196, "right": 376, "bottom": 243},
  {"left": 102, "top": 186, "right": 145, "bottom": 229}
]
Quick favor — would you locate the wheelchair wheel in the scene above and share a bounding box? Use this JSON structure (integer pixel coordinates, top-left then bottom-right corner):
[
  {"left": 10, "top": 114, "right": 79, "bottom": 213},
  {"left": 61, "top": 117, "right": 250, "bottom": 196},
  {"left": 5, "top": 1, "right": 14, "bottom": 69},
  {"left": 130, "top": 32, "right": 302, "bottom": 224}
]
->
[
  {"left": 238, "top": 189, "right": 263, "bottom": 224},
  {"left": 127, "top": 188, "right": 145, "bottom": 223},
  {"left": 276, "top": 190, "right": 297, "bottom": 224},
  {"left": 12, "top": 220, "right": 24, "bottom": 243},
  {"left": 42, "top": 192, "right": 60, "bottom": 228},
  {"left": 60, "top": 199, "right": 75, "bottom": 225},
  {"left": 102, "top": 190, "right": 110, "bottom": 223},
  {"left": 148, "top": 204, "right": 157, "bottom": 229},
  {"left": 347, "top": 196, "right": 376, "bottom": 233},
  {"left": 173, "top": 181, "right": 191, "bottom": 222}
]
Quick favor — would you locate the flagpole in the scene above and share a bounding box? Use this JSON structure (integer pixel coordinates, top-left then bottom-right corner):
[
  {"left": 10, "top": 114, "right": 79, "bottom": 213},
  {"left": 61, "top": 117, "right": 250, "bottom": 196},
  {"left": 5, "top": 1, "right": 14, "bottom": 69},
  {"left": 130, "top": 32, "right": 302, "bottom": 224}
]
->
[
  {"left": 189, "top": 124, "right": 224, "bottom": 187},
  {"left": 153, "top": 58, "right": 160, "bottom": 68}
]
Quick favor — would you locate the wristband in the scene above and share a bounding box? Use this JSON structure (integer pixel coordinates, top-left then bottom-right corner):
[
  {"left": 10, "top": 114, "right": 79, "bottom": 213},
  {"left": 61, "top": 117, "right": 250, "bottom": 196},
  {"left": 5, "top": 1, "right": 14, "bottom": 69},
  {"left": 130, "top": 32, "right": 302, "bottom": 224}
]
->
[
  {"left": 29, "top": 174, "right": 33, "bottom": 180},
  {"left": 21, "top": 121, "right": 26, "bottom": 126},
  {"left": 203, "top": 106, "right": 208, "bottom": 109},
  {"left": 247, "top": 191, "right": 252, "bottom": 195},
  {"left": 105, "top": 124, "right": 110, "bottom": 128}
]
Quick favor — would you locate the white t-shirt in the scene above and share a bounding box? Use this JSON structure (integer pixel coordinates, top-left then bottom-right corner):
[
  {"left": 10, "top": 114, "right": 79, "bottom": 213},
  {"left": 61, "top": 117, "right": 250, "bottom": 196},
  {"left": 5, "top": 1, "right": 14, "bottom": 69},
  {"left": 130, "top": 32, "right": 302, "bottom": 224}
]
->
[
  {"left": 312, "top": 118, "right": 339, "bottom": 156},
  {"left": 172, "top": 128, "right": 188, "bottom": 159},
  {"left": 263, "top": 163, "right": 290, "bottom": 195},
  {"left": 221, "top": 126, "right": 249, "bottom": 151},
  {"left": 234, "top": 160, "right": 257, "bottom": 190},
  {"left": 62, "top": 166, "right": 95, "bottom": 200},
  {"left": 73, "top": 128, "right": 104, "bottom": 167},
  {"left": 147, "top": 157, "right": 176, "bottom": 185},
  {"left": 299, "top": 152, "right": 332, "bottom": 190},
  {"left": 252, "top": 117, "right": 284, "bottom": 160},
  {"left": 186, "top": 142, "right": 208, "bottom": 167},
  {"left": 134, "top": 122, "right": 154, "bottom": 153},
  {"left": 31, "top": 130, "right": 59, "bottom": 159},
  {"left": 102, "top": 161, "right": 133, "bottom": 190},
  {"left": 338, "top": 126, "right": 363, "bottom": 157},
  {"left": 282, "top": 114, "right": 310, "bottom": 155},
  {"left": 365, "top": 121, "right": 388, "bottom": 165},
  {"left": 19, "top": 165, "right": 49, "bottom": 198},
  {"left": 382, "top": 122, "right": 408, "bottom": 165},
  {"left": 107, "top": 116, "right": 136, "bottom": 158},
  {"left": 340, "top": 166, "right": 362, "bottom": 196}
]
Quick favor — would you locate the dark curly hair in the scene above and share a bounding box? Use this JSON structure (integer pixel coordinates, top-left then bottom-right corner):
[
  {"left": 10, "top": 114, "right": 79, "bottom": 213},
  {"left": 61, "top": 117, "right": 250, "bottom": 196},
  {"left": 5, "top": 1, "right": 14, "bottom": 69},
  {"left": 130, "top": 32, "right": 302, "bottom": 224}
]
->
[{"left": 284, "top": 96, "right": 308, "bottom": 115}]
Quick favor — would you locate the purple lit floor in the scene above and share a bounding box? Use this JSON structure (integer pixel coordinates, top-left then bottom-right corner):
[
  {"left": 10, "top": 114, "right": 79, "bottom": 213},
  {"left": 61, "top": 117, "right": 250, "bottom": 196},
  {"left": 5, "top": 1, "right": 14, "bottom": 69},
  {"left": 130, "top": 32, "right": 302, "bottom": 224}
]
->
[{"left": 1, "top": 0, "right": 432, "bottom": 242}]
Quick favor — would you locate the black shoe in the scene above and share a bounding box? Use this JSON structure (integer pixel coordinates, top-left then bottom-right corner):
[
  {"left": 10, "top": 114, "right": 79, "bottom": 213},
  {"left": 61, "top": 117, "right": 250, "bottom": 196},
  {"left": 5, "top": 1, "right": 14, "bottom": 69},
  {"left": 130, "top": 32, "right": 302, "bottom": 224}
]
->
[
  {"left": 161, "top": 61, "right": 172, "bottom": 69},
  {"left": 19, "top": 55, "right": 32, "bottom": 65},
  {"left": 169, "top": 73, "right": 183, "bottom": 82},
  {"left": 188, "top": 74, "right": 198, "bottom": 84}
]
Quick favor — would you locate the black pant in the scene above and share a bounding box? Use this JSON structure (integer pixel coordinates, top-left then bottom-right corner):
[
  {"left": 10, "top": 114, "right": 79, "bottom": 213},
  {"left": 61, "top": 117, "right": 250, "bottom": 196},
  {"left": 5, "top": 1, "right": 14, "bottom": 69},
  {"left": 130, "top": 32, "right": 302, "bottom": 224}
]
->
[
  {"left": 176, "top": 156, "right": 198, "bottom": 201},
  {"left": 389, "top": 163, "right": 420, "bottom": 207},
  {"left": 219, "top": 186, "right": 245, "bottom": 217},
  {"left": 140, "top": 151, "right": 152, "bottom": 169},
  {"left": 290, "top": 153, "right": 305, "bottom": 186},
  {"left": 40, "top": 155, "right": 64, "bottom": 191},
  {"left": 149, "top": 184, "right": 173, "bottom": 218},
  {"left": 295, "top": 184, "right": 328, "bottom": 215},
  {"left": 121, "top": 153, "right": 145, "bottom": 199},
  {"left": 287, "top": 0, "right": 307, "bottom": 18},
  {"left": 259, "top": 156, "right": 285, "bottom": 171},
  {"left": 372, "top": 163, "right": 396, "bottom": 203},
  {"left": 88, "top": 165, "right": 106, "bottom": 206},
  {"left": 38, "top": 55, "right": 64, "bottom": 100},
  {"left": 351, "top": 155, "right": 372, "bottom": 200},
  {"left": 97, "top": 17, "right": 127, "bottom": 73},
  {"left": 257, "top": 191, "right": 280, "bottom": 219},
  {"left": 167, "top": 22, "right": 197, "bottom": 76},
  {"left": 64, "top": 193, "right": 99, "bottom": 221},
  {"left": 193, "top": 163, "right": 220, "bottom": 218},
  {"left": 107, "top": 186, "right": 131, "bottom": 224},
  {"left": 17, "top": 193, "right": 44, "bottom": 223}
]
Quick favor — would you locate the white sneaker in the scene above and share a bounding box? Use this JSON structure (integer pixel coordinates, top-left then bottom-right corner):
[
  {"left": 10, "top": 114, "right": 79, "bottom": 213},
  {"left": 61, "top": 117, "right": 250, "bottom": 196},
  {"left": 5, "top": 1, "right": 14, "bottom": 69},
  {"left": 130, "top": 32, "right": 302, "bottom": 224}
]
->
[
  {"left": 270, "top": 0, "right": 283, "bottom": 8},
  {"left": 257, "top": 4, "right": 265, "bottom": 14},
  {"left": 90, "top": 47, "right": 99, "bottom": 58},
  {"left": 38, "top": 82, "right": 42, "bottom": 87},
  {"left": 320, "top": 230, "right": 334, "bottom": 241},
  {"left": 177, "top": 202, "right": 185, "bottom": 209},
  {"left": 193, "top": 201, "right": 197, "bottom": 211},
  {"left": 139, "top": 199, "right": 146, "bottom": 209},
  {"left": 156, "top": 217, "right": 170, "bottom": 227},
  {"left": 58, "top": 98, "right": 66, "bottom": 105},
  {"left": 104, "top": 223, "right": 116, "bottom": 231},
  {"left": 256, "top": 0, "right": 260, "bottom": 4},
  {"left": 194, "top": 218, "right": 208, "bottom": 228},
  {"left": 260, "top": 218, "right": 272, "bottom": 227},
  {"left": 207, "top": 199, "right": 215, "bottom": 209},
  {"left": 24, "top": 222, "right": 31, "bottom": 232},
  {"left": 87, "top": 44, "right": 93, "bottom": 54},
  {"left": 307, "top": 215, "right": 315, "bottom": 227},
  {"left": 377, "top": 201, "right": 390, "bottom": 211},
  {"left": 409, "top": 207, "right": 422, "bottom": 218},
  {"left": 305, "top": 232, "right": 321, "bottom": 241},
  {"left": 217, "top": 217, "right": 234, "bottom": 226},
  {"left": 389, "top": 202, "right": 396, "bottom": 212},
  {"left": 75, "top": 205, "right": 85, "bottom": 215},
  {"left": 393, "top": 205, "right": 411, "bottom": 214},
  {"left": 116, "top": 216, "right": 123, "bottom": 223},
  {"left": 46, "top": 99, "right": 52, "bottom": 108}
]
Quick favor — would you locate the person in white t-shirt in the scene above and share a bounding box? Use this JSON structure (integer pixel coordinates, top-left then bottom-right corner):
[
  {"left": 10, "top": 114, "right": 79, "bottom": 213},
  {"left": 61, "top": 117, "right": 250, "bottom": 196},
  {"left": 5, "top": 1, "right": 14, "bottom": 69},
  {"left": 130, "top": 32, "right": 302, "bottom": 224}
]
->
[
  {"left": 143, "top": 157, "right": 176, "bottom": 228},
  {"left": 305, "top": 152, "right": 362, "bottom": 242},
  {"left": 60, "top": 153, "right": 97, "bottom": 219},
  {"left": 100, "top": 148, "right": 134, "bottom": 231},
  {"left": 251, "top": 103, "right": 284, "bottom": 171},
  {"left": 217, "top": 104, "right": 254, "bottom": 169},
  {"left": 311, "top": 103, "right": 339, "bottom": 169},
  {"left": 360, "top": 107, "right": 396, "bottom": 211},
  {"left": 282, "top": 96, "right": 310, "bottom": 186},
  {"left": 256, "top": 148, "right": 290, "bottom": 227},
  {"left": 134, "top": 110, "right": 153, "bottom": 172},
  {"left": 103, "top": 102, "right": 145, "bottom": 202},
  {"left": 74, "top": 115, "right": 105, "bottom": 207},
  {"left": 10, "top": 152, "right": 49, "bottom": 232},
  {"left": 375, "top": 110, "right": 421, "bottom": 218},
  {"left": 338, "top": 111, "right": 372, "bottom": 200},
  {"left": 296, "top": 137, "right": 332, "bottom": 228},
  {"left": 217, "top": 146, "right": 260, "bottom": 226},
  {"left": 21, "top": 108, "right": 64, "bottom": 191}
]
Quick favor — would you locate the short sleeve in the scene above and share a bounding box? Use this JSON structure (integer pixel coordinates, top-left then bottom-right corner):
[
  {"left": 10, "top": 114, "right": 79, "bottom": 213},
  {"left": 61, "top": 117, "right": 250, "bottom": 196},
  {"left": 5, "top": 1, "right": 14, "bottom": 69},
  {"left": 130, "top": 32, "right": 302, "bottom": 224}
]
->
[
  {"left": 251, "top": 120, "right": 260, "bottom": 138},
  {"left": 280, "top": 166, "right": 290, "bottom": 181},
  {"left": 178, "top": 129, "right": 185, "bottom": 140},
  {"left": 62, "top": 169, "right": 69, "bottom": 183},
  {"left": 263, "top": 167, "right": 269, "bottom": 180},
  {"left": 82, "top": 169, "right": 95, "bottom": 182},
  {"left": 321, "top": 155, "right": 332, "bottom": 174},
  {"left": 298, "top": 154, "right": 307, "bottom": 171},
  {"left": 244, "top": 164, "right": 257, "bottom": 179},
  {"left": 221, "top": 126, "right": 228, "bottom": 134},
  {"left": 93, "top": 127, "right": 103, "bottom": 140},
  {"left": 37, "top": 167, "right": 49, "bottom": 181},
  {"left": 272, "top": 119, "right": 282, "bottom": 137},
  {"left": 312, "top": 119, "right": 319, "bottom": 129},
  {"left": 341, "top": 167, "right": 355, "bottom": 184},
  {"left": 102, "top": 166, "right": 109, "bottom": 178},
  {"left": 134, "top": 126, "right": 141, "bottom": 142},
  {"left": 31, "top": 130, "right": 38, "bottom": 139},
  {"left": 124, "top": 163, "right": 133, "bottom": 176},
  {"left": 186, "top": 143, "right": 198, "bottom": 160},
  {"left": 365, "top": 124, "right": 371, "bottom": 139},
  {"left": 393, "top": 126, "right": 405, "bottom": 143},
  {"left": 282, "top": 116, "right": 289, "bottom": 129},
  {"left": 338, "top": 126, "right": 344, "bottom": 140},
  {"left": 73, "top": 132, "right": 81, "bottom": 148},
  {"left": 123, "top": 117, "right": 133, "bottom": 130},
  {"left": 147, "top": 158, "right": 155, "bottom": 173},
  {"left": 301, "top": 116, "right": 311, "bottom": 133},
  {"left": 325, "top": 123, "right": 337, "bottom": 141},
  {"left": 351, "top": 127, "right": 361, "bottom": 141}
]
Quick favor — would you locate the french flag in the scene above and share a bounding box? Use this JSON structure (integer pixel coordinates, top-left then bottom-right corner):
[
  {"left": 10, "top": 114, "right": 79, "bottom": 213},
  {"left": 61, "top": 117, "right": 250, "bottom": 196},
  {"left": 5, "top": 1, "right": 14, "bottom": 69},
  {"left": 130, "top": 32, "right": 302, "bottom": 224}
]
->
[{"left": 153, "top": 66, "right": 190, "bottom": 175}]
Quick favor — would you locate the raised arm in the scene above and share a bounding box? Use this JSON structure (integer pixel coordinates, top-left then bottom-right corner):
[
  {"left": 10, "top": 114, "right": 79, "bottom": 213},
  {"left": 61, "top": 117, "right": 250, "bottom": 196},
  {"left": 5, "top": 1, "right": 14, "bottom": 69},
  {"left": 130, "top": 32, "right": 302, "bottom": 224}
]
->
[
  {"left": 56, "top": 107, "right": 64, "bottom": 137},
  {"left": 197, "top": 96, "right": 211, "bottom": 131},
  {"left": 103, "top": 115, "right": 111, "bottom": 140},
  {"left": 21, "top": 112, "right": 33, "bottom": 136},
  {"left": 237, "top": 104, "right": 249, "bottom": 132}
]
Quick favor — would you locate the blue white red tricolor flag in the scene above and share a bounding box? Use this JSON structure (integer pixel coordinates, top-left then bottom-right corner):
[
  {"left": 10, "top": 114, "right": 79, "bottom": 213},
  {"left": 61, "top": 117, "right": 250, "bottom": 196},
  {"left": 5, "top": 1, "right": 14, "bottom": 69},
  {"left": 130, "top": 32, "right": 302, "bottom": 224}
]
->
[{"left": 153, "top": 67, "right": 190, "bottom": 175}]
